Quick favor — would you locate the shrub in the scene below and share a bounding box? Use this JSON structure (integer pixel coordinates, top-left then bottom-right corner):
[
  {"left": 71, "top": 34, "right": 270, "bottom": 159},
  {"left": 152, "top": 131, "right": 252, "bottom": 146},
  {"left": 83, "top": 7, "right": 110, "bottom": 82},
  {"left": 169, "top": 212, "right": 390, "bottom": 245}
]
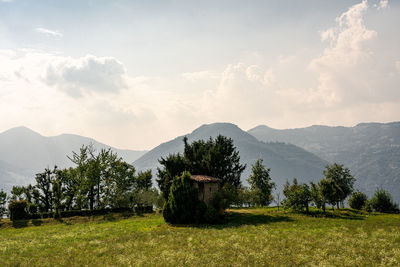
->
[
  {"left": 370, "top": 189, "right": 398, "bottom": 213},
  {"left": 348, "top": 191, "right": 368, "bottom": 210},
  {"left": 8, "top": 200, "right": 28, "bottom": 221},
  {"left": 363, "top": 200, "right": 373, "bottom": 212},
  {"left": 204, "top": 205, "right": 221, "bottom": 224},
  {"left": 162, "top": 171, "right": 202, "bottom": 224}
]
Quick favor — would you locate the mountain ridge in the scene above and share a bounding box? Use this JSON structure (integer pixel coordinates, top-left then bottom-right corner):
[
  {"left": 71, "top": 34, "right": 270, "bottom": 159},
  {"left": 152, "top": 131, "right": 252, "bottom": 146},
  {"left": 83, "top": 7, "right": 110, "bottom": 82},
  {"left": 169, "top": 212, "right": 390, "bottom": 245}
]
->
[
  {"left": 0, "top": 127, "right": 147, "bottom": 191},
  {"left": 248, "top": 121, "right": 400, "bottom": 202},
  {"left": 133, "top": 122, "right": 328, "bottom": 191}
]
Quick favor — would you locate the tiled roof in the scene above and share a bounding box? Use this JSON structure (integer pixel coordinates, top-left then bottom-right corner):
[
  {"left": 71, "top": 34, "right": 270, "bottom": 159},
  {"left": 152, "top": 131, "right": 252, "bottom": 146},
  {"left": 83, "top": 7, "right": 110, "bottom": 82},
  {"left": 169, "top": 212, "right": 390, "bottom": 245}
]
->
[{"left": 190, "top": 175, "right": 221, "bottom": 183}]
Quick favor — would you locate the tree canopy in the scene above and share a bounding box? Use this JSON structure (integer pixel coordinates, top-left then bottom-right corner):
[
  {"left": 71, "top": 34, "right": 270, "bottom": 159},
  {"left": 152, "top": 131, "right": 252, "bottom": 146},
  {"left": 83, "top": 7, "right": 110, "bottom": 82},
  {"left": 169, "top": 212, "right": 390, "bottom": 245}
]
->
[
  {"left": 157, "top": 135, "right": 246, "bottom": 199},
  {"left": 247, "top": 159, "right": 275, "bottom": 206}
]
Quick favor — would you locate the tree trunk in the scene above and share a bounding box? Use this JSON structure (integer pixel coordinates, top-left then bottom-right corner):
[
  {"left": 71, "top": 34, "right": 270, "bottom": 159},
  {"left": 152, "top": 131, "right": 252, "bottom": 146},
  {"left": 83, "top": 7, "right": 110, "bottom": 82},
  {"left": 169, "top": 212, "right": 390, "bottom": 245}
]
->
[
  {"left": 305, "top": 203, "right": 309, "bottom": 214},
  {"left": 337, "top": 202, "right": 340, "bottom": 210},
  {"left": 89, "top": 187, "right": 94, "bottom": 211},
  {"left": 322, "top": 203, "right": 326, "bottom": 213}
]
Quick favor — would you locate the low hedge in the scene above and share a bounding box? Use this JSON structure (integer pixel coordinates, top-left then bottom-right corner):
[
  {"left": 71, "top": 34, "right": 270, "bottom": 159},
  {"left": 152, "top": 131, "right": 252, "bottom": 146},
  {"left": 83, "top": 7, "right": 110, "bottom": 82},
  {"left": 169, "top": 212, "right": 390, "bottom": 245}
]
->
[{"left": 8, "top": 206, "right": 154, "bottom": 221}]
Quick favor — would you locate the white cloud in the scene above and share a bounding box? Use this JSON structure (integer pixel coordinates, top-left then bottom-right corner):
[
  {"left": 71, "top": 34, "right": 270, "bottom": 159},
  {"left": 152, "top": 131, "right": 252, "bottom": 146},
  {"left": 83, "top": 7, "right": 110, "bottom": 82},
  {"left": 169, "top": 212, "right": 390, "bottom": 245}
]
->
[
  {"left": 307, "top": 0, "right": 400, "bottom": 106},
  {"left": 377, "top": 0, "right": 388, "bottom": 10},
  {"left": 44, "top": 55, "right": 127, "bottom": 97},
  {"left": 35, "top": 27, "right": 63, "bottom": 38}
]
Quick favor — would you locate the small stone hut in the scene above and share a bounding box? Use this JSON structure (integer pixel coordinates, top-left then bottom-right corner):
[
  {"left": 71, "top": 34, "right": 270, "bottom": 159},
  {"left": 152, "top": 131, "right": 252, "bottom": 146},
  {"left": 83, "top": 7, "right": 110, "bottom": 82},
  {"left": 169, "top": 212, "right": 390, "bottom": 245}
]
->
[{"left": 190, "top": 175, "right": 221, "bottom": 205}]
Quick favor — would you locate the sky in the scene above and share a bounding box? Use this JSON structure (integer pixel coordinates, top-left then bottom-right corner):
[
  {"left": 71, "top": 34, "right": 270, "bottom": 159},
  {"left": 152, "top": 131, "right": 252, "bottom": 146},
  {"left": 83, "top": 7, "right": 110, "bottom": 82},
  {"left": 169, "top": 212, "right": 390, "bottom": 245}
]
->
[{"left": 0, "top": 0, "right": 399, "bottom": 150}]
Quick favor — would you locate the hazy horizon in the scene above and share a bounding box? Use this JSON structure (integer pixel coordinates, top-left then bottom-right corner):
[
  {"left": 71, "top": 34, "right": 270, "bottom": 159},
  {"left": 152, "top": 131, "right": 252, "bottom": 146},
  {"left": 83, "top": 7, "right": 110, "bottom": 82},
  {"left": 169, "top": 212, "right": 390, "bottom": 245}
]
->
[{"left": 1, "top": 0, "right": 399, "bottom": 150}]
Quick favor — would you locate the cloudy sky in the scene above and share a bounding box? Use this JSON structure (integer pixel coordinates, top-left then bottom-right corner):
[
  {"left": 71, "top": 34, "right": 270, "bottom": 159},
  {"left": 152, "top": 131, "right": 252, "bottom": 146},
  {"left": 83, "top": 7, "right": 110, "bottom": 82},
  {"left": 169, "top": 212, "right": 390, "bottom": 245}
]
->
[{"left": 0, "top": 0, "right": 399, "bottom": 150}]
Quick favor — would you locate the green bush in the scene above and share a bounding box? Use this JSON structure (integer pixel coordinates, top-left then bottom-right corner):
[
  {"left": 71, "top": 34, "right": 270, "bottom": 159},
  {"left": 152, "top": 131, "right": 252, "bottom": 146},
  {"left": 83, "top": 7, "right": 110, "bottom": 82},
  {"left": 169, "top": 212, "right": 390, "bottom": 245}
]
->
[
  {"left": 363, "top": 200, "right": 373, "bottom": 212},
  {"left": 348, "top": 191, "right": 368, "bottom": 210},
  {"left": 162, "top": 172, "right": 202, "bottom": 224},
  {"left": 204, "top": 205, "right": 221, "bottom": 224},
  {"left": 370, "top": 189, "right": 399, "bottom": 213},
  {"left": 8, "top": 200, "right": 28, "bottom": 221}
]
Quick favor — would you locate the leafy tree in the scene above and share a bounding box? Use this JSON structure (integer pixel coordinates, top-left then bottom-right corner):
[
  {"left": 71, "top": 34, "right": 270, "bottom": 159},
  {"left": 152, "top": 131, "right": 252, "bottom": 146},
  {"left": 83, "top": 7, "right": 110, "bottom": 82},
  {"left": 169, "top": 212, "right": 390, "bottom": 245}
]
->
[
  {"left": 162, "top": 172, "right": 203, "bottom": 224},
  {"left": 35, "top": 167, "right": 55, "bottom": 212},
  {"left": 282, "top": 179, "right": 311, "bottom": 213},
  {"left": 53, "top": 169, "right": 66, "bottom": 217},
  {"left": 103, "top": 159, "right": 136, "bottom": 208},
  {"left": 318, "top": 178, "right": 340, "bottom": 211},
  {"left": 60, "top": 168, "right": 79, "bottom": 210},
  {"left": 157, "top": 153, "right": 187, "bottom": 200},
  {"left": 323, "top": 163, "right": 355, "bottom": 208},
  {"left": 184, "top": 135, "right": 246, "bottom": 188},
  {"left": 136, "top": 170, "right": 153, "bottom": 191},
  {"left": 0, "top": 189, "right": 7, "bottom": 219},
  {"left": 10, "top": 186, "right": 25, "bottom": 201},
  {"left": 370, "top": 189, "right": 398, "bottom": 213},
  {"left": 348, "top": 191, "right": 368, "bottom": 210},
  {"left": 310, "top": 182, "right": 324, "bottom": 212},
  {"left": 247, "top": 159, "right": 275, "bottom": 206},
  {"left": 158, "top": 135, "right": 246, "bottom": 202}
]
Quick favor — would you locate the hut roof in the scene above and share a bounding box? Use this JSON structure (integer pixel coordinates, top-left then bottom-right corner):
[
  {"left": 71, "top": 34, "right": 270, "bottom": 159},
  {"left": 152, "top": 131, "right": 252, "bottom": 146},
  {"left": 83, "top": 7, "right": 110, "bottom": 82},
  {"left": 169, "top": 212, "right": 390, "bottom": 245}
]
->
[{"left": 190, "top": 175, "right": 221, "bottom": 183}]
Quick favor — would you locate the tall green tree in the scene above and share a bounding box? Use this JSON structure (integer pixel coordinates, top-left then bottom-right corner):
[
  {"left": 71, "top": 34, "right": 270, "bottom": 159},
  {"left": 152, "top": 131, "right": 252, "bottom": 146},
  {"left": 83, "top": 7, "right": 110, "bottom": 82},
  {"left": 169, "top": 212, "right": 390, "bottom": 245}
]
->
[
  {"left": 157, "top": 153, "right": 188, "bottom": 200},
  {"left": 282, "top": 178, "right": 311, "bottom": 213},
  {"left": 35, "top": 167, "right": 56, "bottom": 212},
  {"left": 184, "top": 135, "right": 246, "bottom": 188},
  {"left": 370, "top": 189, "right": 398, "bottom": 213},
  {"left": 323, "top": 163, "right": 355, "bottom": 208},
  {"left": 318, "top": 178, "right": 341, "bottom": 211},
  {"left": 247, "top": 159, "right": 275, "bottom": 206},
  {"left": 162, "top": 172, "right": 202, "bottom": 224},
  {"left": 157, "top": 135, "right": 246, "bottom": 201}
]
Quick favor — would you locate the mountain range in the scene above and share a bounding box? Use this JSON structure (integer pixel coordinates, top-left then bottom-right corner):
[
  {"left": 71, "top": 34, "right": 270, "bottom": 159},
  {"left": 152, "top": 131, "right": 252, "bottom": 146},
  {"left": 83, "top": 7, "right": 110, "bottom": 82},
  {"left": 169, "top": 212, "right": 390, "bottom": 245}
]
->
[
  {"left": 249, "top": 122, "right": 400, "bottom": 202},
  {"left": 0, "top": 126, "right": 147, "bottom": 191},
  {"left": 133, "top": 123, "right": 328, "bottom": 193},
  {"left": 1, "top": 122, "right": 399, "bottom": 203}
]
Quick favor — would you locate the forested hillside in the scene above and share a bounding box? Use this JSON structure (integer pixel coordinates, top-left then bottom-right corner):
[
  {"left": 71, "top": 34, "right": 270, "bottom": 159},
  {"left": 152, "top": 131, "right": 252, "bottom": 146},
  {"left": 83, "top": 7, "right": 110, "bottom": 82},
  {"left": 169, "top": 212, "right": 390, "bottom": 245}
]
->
[{"left": 248, "top": 122, "right": 400, "bottom": 202}]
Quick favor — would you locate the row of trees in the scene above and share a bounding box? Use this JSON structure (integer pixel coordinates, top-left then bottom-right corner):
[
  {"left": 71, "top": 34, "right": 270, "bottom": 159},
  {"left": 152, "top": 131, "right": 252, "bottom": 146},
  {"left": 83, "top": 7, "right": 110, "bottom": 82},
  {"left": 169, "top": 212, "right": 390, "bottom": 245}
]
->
[
  {"left": 2, "top": 144, "right": 160, "bottom": 220},
  {"left": 349, "top": 189, "right": 398, "bottom": 213},
  {"left": 282, "top": 163, "right": 356, "bottom": 213}
]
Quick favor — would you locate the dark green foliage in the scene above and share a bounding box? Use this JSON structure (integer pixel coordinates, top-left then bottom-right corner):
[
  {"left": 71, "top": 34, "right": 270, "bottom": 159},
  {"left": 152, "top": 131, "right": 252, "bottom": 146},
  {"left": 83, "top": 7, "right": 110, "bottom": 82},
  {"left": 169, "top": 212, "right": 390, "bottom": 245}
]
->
[
  {"left": 310, "top": 182, "right": 324, "bottom": 211},
  {"left": 323, "top": 163, "right": 355, "bottom": 208},
  {"left": 0, "top": 189, "right": 7, "bottom": 219},
  {"left": 204, "top": 205, "right": 221, "bottom": 224},
  {"left": 162, "top": 172, "right": 203, "bottom": 224},
  {"left": 247, "top": 159, "right": 275, "bottom": 206},
  {"left": 27, "top": 203, "right": 38, "bottom": 216},
  {"left": 348, "top": 191, "right": 368, "bottom": 210},
  {"left": 183, "top": 135, "right": 246, "bottom": 188},
  {"left": 157, "top": 153, "right": 187, "bottom": 200},
  {"left": 136, "top": 170, "right": 153, "bottom": 191},
  {"left": 318, "top": 178, "right": 340, "bottom": 210},
  {"left": 10, "top": 185, "right": 25, "bottom": 201},
  {"left": 35, "top": 167, "right": 55, "bottom": 212},
  {"left": 8, "top": 200, "right": 28, "bottom": 221},
  {"left": 282, "top": 179, "right": 311, "bottom": 213},
  {"left": 370, "top": 189, "right": 399, "bottom": 213},
  {"left": 157, "top": 135, "right": 245, "bottom": 207}
]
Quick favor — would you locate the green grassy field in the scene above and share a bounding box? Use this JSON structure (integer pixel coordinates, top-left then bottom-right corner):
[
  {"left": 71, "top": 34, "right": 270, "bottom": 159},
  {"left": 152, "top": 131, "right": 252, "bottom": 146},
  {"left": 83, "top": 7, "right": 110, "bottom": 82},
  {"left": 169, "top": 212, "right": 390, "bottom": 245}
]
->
[{"left": 1, "top": 208, "right": 399, "bottom": 266}]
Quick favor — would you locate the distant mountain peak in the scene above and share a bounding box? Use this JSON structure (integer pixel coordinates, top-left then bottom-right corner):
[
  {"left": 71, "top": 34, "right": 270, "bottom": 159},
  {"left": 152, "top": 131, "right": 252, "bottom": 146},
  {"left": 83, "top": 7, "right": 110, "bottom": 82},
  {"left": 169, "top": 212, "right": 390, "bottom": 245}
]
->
[{"left": 1, "top": 126, "right": 42, "bottom": 137}]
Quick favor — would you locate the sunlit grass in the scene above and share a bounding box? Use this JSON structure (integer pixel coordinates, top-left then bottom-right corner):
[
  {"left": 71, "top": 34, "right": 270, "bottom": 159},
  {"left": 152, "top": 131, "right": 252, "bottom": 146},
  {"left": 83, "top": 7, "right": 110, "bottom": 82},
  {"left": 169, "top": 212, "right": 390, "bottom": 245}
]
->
[{"left": 1, "top": 208, "right": 399, "bottom": 266}]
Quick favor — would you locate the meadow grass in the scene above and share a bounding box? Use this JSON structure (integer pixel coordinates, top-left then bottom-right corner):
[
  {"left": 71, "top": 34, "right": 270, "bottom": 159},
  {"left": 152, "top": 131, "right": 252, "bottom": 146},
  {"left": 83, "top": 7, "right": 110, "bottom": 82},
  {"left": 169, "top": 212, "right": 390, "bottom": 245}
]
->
[{"left": 1, "top": 208, "right": 399, "bottom": 266}]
